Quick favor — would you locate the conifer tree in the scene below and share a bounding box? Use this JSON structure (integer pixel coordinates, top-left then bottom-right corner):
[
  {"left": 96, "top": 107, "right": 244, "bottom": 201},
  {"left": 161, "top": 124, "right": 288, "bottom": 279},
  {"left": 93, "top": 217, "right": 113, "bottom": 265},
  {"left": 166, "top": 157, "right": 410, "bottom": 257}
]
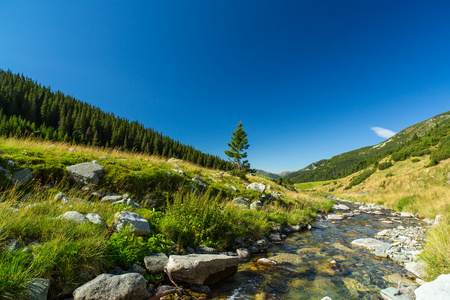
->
[{"left": 225, "top": 122, "right": 250, "bottom": 171}]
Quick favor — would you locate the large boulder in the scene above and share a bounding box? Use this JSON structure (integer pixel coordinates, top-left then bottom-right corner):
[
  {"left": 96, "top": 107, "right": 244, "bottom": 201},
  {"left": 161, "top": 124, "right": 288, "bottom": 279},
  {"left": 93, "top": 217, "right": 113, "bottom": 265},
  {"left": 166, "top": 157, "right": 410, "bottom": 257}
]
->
[
  {"left": 73, "top": 273, "right": 150, "bottom": 300},
  {"left": 415, "top": 274, "right": 450, "bottom": 300},
  {"left": 246, "top": 182, "right": 266, "bottom": 193},
  {"left": 66, "top": 162, "right": 104, "bottom": 185},
  {"left": 114, "top": 211, "right": 151, "bottom": 236},
  {"left": 166, "top": 254, "right": 239, "bottom": 285}
]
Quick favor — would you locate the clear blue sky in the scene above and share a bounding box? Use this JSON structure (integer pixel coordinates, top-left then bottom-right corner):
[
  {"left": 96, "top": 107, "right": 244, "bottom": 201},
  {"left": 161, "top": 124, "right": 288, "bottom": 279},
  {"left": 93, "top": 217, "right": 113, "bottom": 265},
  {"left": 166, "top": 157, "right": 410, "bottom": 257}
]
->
[{"left": 1, "top": 1, "right": 449, "bottom": 173}]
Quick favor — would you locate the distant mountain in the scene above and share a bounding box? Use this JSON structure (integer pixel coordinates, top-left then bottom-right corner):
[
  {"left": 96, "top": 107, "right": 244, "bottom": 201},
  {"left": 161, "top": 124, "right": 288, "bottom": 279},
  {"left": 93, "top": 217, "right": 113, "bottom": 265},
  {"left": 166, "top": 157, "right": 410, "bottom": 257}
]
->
[
  {"left": 278, "top": 171, "right": 295, "bottom": 177},
  {"left": 288, "top": 111, "right": 450, "bottom": 183},
  {"left": 254, "top": 169, "right": 280, "bottom": 179}
]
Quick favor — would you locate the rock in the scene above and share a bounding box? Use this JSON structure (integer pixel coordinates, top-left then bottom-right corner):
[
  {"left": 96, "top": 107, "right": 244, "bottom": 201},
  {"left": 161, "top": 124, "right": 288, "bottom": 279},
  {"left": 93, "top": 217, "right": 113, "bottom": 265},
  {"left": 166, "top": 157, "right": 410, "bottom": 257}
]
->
[
  {"left": 250, "top": 200, "right": 263, "bottom": 210},
  {"left": 53, "top": 192, "right": 65, "bottom": 202},
  {"left": 0, "top": 166, "right": 11, "bottom": 179},
  {"left": 192, "top": 176, "right": 207, "bottom": 188},
  {"left": 7, "top": 160, "right": 14, "bottom": 166},
  {"left": 66, "top": 162, "right": 104, "bottom": 185},
  {"left": 58, "top": 211, "right": 89, "bottom": 223},
  {"left": 172, "top": 169, "right": 186, "bottom": 175},
  {"left": 85, "top": 213, "right": 104, "bottom": 225},
  {"left": 327, "top": 214, "right": 345, "bottom": 221},
  {"left": 268, "top": 232, "right": 282, "bottom": 242},
  {"left": 421, "top": 218, "right": 433, "bottom": 225},
  {"left": 112, "top": 198, "right": 142, "bottom": 208},
  {"left": 12, "top": 168, "right": 33, "bottom": 185},
  {"left": 190, "top": 284, "right": 211, "bottom": 294},
  {"left": 166, "top": 254, "right": 239, "bottom": 285},
  {"left": 155, "top": 285, "right": 175, "bottom": 297},
  {"left": 254, "top": 239, "right": 269, "bottom": 252},
  {"left": 144, "top": 252, "right": 169, "bottom": 274},
  {"left": 351, "top": 238, "right": 391, "bottom": 251},
  {"left": 380, "top": 287, "right": 412, "bottom": 300},
  {"left": 73, "top": 273, "right": 150, "bottom": 300},
  {"left": 196, "top": 245, "right": 218, "bottom": 254},
  {"left": 246, "top": 182, "right": 266, "bottom": 193},
  {"left": 26, "top": 278, "right": 51, "bottom": 300},
  {"left": 114, "top": 211, "right": 151, "bottom": 236},
  {"left": 236, "top": 248, "right": 251, "bottom": 260},
  {"left": 380, "top": 220, "right": 394, "bottom": 224},
  {"left": 333, "top": 204, "right": 350, "bottom": 211},
  {"left": 232, "top": 197, "right": 249, "bottom": 206},
  {"left": 378, "top": 230, "right": 390, "bottom": 237},
  {"left": 127, "top": 264, "right": 146, "bottom": 276},
  {"left": 257, "top": 258, "right": 277, "bottom": 266},
  {"left": 189, "top": 184, "right": 201, "bottom": 197},
  {"left": 101, "top": 195, "right": 123, "bottom": 202},
  {"left": 62, "top": 196, "right": 85, "bottom": 205},
  {"left": 321, "top": 297, "right": 333, "bottom": 300},
  {"left": 6, "top": 239, "right": 22, "bottom": 251},
  {"left": 404, "top": 261, "right": 427, "bottom": 278},
  {"left": 434, "top": 215, "right": 442, "bottom": 226},
  {"left": 397, "top": 281, "right": 419, "bottom": 299},
  {"left": 415, "top": 274, "right": 450, "bottom": 300},
  {"left": 400, "top": 212, "right": 414, "bottom": 218}
]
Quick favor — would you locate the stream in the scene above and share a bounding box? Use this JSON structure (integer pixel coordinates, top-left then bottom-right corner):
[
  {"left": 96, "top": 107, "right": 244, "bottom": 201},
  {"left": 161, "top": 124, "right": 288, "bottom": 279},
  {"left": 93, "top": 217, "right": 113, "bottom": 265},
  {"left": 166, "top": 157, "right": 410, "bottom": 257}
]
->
[{"left": 210, "top": 200, "right": 425, "bottom": 300}]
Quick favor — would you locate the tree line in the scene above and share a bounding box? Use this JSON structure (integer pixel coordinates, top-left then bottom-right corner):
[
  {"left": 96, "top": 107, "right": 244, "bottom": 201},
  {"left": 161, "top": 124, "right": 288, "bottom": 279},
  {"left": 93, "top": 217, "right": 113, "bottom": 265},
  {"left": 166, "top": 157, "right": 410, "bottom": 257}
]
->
[{"left": 0, "top": 69, "right": 234, "bottom": 170}]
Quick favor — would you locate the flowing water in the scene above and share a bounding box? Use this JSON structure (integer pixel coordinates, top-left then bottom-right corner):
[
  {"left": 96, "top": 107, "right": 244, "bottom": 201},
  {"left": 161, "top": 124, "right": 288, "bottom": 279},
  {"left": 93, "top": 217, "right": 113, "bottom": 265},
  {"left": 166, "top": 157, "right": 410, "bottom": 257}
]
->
[{"left": 210, "top": 202, "right": 423, "bottom": 300}]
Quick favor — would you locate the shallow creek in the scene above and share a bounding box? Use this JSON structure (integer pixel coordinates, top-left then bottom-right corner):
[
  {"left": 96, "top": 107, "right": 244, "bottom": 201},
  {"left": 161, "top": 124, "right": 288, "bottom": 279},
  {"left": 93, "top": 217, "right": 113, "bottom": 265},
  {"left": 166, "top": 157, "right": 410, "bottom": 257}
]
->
[{"left": 210, "top": 202, "right": 424, "bottom": 300}]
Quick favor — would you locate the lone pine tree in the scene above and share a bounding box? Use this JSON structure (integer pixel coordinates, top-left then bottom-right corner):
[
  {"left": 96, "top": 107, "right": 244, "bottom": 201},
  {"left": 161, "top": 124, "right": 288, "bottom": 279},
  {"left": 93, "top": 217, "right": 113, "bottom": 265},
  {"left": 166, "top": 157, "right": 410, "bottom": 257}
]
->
[{"left": 225, "top": 122, "right": 250, "bottom": 171}]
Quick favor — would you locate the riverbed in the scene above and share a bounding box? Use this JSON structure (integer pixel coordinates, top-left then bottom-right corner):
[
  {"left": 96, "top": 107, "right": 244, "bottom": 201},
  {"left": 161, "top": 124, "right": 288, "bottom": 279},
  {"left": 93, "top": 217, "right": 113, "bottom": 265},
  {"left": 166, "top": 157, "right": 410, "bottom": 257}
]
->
[{"left": 210, "top": 201, "right": 425, "bottom": 300}]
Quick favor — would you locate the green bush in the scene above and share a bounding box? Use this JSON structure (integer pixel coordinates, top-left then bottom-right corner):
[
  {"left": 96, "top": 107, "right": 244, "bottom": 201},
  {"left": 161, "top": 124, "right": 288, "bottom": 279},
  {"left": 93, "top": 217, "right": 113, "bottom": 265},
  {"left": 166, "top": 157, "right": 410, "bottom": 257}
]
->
[
  {"left": 378, "top": 161, "right": 392, "bottom": 170},
  {"left": 385, "top": 173, "right": 394, "bottom": 178},
  {"left": 411, "top": 158, "right": 420, "bottom": 163},
  {"left": 345, "top": 168, "right": 376, "bottom": 189},
  {"left": 396, "top": 195, "right": 417, "bottom": 211},
  {"left": 106, "top": 226, "right": 148, "bottom": 269}
]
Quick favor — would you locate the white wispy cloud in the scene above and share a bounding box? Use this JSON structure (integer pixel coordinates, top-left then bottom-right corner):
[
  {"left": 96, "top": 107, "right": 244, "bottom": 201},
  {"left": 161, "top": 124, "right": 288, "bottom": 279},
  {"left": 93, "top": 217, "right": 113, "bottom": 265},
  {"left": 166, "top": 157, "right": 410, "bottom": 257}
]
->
[{"left": 371, "top": 127, "right": 397, "bottom": 139}]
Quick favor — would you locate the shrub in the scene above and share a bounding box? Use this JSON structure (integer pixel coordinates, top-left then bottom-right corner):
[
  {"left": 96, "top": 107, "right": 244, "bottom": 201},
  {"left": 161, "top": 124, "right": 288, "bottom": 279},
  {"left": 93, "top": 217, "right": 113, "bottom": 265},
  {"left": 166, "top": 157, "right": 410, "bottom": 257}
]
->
[
  {"left": 385, "top": 173, "right": 394, "bottom": 178},
  {"left": 411, "top": 158, "right": 420, "bottom": 163},
  {"left": 345, "top": 168, "right": 376, "bottom": 189},
  {"left": 106, "top": 226, "right": 148, "bottom": 269},
  {"left": 396, "top": 195, "right": 417, "bottom": 211},
  {"left": 378, "top": 161, "right": 392, "bottom": 170}
]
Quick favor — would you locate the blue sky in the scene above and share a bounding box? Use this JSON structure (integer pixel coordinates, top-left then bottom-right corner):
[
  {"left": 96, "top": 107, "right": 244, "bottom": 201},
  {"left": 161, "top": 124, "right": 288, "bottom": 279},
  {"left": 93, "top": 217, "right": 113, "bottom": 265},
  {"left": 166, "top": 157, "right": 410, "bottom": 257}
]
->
[{"left": 1, "top": 1, "right": 449, "bottom": 173}]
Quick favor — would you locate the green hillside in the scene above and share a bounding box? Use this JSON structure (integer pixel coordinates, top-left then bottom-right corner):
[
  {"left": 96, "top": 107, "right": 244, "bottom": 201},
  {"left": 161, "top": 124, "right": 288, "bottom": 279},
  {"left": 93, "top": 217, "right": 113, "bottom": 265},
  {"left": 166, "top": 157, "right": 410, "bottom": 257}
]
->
[
  {"left": 0, "top": 69, "right": 233, "bottom": 170},
  {"left": 288, "top": 111, "right": 450, "bottom": 183}
]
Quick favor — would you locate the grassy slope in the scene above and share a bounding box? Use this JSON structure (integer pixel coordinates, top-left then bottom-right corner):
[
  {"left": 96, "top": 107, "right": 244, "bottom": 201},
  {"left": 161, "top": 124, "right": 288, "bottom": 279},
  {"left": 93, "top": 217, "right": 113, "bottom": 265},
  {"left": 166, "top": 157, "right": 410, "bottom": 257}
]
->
[
  {"left": 0, "top": 137, "right": 332, "bottom": 299},
  {"left": 308, "top": 156, "right": 450, "bottom": 280}
]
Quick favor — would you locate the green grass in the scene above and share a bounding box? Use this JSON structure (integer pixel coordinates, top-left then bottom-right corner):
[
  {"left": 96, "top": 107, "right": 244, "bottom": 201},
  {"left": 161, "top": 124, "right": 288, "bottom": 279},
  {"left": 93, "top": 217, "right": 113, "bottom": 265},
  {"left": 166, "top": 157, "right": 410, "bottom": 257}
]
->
[
  {"left": 0, "top": 136, "right": 335, "bottom": 298},
  {"left": 294, "top": 180, "right": 336, "bottom": 191}
]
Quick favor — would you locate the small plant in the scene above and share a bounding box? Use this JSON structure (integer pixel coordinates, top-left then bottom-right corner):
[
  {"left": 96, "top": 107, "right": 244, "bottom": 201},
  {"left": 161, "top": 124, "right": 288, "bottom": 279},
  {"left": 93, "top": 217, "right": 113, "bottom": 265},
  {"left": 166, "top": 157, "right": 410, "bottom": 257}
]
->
[
  {"left": 396, "top": 195, "right": 417, "bottom": 211},
  {"left": 385, "top": 173, "right": 394, "bottom": 178},
  {"left": 411, "top": 158, "right": 420, "bottom": 163},
  {"left": 106, "top": 226, "right": 148, "bottom": 269}
]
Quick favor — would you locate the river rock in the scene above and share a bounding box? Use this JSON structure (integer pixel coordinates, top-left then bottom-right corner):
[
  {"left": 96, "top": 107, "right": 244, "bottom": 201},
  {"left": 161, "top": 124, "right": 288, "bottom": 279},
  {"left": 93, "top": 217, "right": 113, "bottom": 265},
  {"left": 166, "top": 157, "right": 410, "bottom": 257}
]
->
[
  {"left": 404, "top": 261, "right": 427, "bottom": 278},
  {"left": 327, "top": 214, "right": 345, "bottom": 221},
  {"left": 400, "top": 212, "right": 414, "bottom": 218},
  {"left": 236, "top": 248, "right": 251, "bottom": 260},
  {"left": 67, "top": 162, "right": 104, "bottom": 185},
  {"left": 192, "top": 176, "right": 207, "bottom": 188},
  {"left": 12, "top": 168, "right": 33, "bottom": 185},
  {"left": 257, "top": 258, "right": 277, "bottom": 266},
  {"left": 415, "top": 274, "right": 450, "bottom": 300},
  {"left": 114, "top": 211, "right": 150, "bottom": 236},
  {"left": 246, "top": 182, "right": 266, "bottom": 193},
  {"left": 73, "top": 273, "right": 150, "bottom": 300},
  {"left": 196, "top": 245, "right": 219, "bottom": 254},
  {"left": 166, "top": 254, "right": 239, "bottom": 285},
  {"left": 268, "top": 232, "right": 282, "bottom": 242},
  {"left": 333, "top": 204, "right": 350, "bottom": 211},
  {"left": 380, "top": 287, "right": 412, "bottom": 300},
  {"left": 351, "top": 238, "right": 391, "bottom": 251},
  {"left": 144, "top": 253, "right": 168, "bottom": 274},
  {"left": 26, "top": 278, "right": 51, "bottom": 300}
]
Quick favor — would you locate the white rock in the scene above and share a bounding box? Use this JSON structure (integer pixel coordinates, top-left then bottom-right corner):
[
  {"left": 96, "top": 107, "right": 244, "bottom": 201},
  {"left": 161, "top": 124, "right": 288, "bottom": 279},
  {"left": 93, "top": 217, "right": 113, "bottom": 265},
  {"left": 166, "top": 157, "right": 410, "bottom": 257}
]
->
[
  {"left": 114, "top": 211, "right": 151, "bottom": 236},
  {"left": 58, "top": 211, "right": 89, "bottom": 223},
  {"left": 415, "top": 274, "right": 450, "bottom": 300},
  {"left": 246, "top": 182, "right": 266, "bottom": 193},
  {"left": 327, "top": 214, "right": 345, "bottom": 221},
  {"left": 351, "top": 238, "right": 391, "bottom": 251}
]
